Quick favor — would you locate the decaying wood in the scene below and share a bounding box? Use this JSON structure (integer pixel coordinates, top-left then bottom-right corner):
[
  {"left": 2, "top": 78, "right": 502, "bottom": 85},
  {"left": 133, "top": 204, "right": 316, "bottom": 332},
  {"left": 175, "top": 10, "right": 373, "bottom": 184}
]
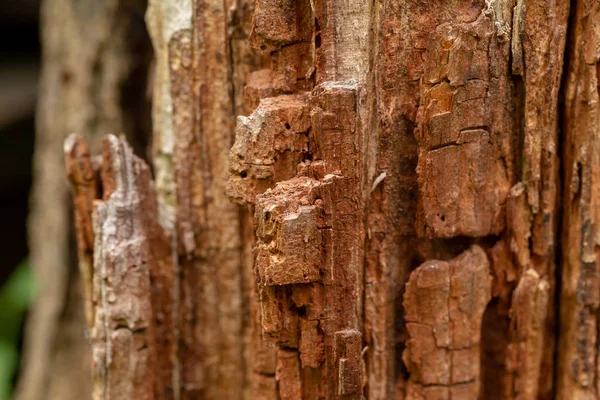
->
[
  {"left": 55, "top": 0, "right": 600, "bottom": 399},
  {"left": 146, "top": 0, "right": 268, "bottom": 398},
  {"left": 72, "top": 135, "right": 175, "bottom": 400},
  {"left": 403, "top": 246, "right": 491, "bottom": 399},
  {"left": 558, "top": 1, "right": 600, "bottom": 398}
]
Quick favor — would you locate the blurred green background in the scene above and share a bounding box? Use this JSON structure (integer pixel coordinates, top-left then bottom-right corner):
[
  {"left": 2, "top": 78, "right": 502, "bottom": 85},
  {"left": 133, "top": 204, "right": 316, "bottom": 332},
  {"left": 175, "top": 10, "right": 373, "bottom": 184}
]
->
[
  {"left": 0, "top": 1, "right": 40, "bottom": 398},
  {"left": 0, "top": 261, "right": 35, "bottom": 400}
]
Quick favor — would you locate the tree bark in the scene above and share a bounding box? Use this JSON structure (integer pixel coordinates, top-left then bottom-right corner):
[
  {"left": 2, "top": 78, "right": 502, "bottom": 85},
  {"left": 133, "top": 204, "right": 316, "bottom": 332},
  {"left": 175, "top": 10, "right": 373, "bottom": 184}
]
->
[{"left": 28, "top": 0, "right": 600, "bottom": 399}]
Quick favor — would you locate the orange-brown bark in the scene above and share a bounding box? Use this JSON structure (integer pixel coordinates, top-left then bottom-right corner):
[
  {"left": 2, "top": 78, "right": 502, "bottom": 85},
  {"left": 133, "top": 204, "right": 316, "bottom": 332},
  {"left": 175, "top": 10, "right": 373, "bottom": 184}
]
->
[
  {"left": 403, "top": 246, "right": 491, "bottom": 399},
  {"left": 57, "top": 0, "right": 600, "bottom": 399}
]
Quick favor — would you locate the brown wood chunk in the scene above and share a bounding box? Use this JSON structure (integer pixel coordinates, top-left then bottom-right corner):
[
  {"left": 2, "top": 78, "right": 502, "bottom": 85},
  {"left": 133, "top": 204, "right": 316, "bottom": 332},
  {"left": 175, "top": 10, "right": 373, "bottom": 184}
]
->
[
  {"left": 415, "top": 17, "right": 510, "bottom": 238},
  {"left": 89, "top": 135, "right": 175, "bottom": 399},
  {"left": 228, "top": 94, "right": 311, "bottom": 205},
  {"left": 254, "top": 177, "right": 323, "bottom": 285},
  {"left": 249, "top": 0, "right": 311, "bottom": 53},
  {"left": 334, "top": 329, "right": 363, "bottom": 398},
  {"left": 403, "top": 245, "right": 491, "bottom": 399}
]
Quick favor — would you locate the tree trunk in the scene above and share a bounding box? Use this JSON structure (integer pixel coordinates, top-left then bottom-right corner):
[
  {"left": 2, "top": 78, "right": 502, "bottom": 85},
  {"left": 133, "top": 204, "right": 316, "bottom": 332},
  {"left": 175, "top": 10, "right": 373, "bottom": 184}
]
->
[{"left": 27, "top": 0, "right": 600, "bottom": 398}]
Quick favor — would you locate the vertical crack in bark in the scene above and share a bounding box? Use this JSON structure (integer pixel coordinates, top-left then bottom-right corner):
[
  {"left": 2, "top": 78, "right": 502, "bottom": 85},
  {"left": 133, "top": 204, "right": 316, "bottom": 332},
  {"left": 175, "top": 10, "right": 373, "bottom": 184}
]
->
[
  {"left": 551, "top": 0, "right": 575, "bottom": 396},
  {"left": 557, "top": 0, "right": 600, "bottom": 398}
]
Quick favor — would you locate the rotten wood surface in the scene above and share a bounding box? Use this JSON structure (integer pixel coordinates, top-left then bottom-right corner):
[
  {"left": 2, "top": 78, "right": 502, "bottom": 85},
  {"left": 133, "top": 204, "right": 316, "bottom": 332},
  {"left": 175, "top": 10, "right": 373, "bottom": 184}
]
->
[{"left": 55, "top": 0, "right": 600, "bottom": 399}]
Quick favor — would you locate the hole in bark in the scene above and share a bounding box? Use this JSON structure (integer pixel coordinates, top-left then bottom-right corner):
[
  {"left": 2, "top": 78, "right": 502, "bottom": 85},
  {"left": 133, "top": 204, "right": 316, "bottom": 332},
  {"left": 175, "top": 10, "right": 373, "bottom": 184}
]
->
[
  {"left": 480, "top": 298, "right": 511, "bottom": 398},
  {"left": 260, "top": 44, "right": 266, "bottom": 51},
  {"left": 298, "top": 306, "right": 307, "bottom": 317},
  {"left": 118, "top": 0, "right": 153, "bottom": 163},
  {"left": 265, "top": 212, "right": 271, "bottom": 221},
  {"left": 441, "top": 215, "right": 445, "bottom": 222},
  {"left": 61, "top": 70, "right": 73, "bottom": 85},
  {"left": 284, "top": 122, "right": 291, "bottom": 130},
  {"left": 240, "top": 171, "right": 247, "bottom": 178},
  {"left": 315, "top": 18, "right": 321, "bottom": 49},
  {"left": 96, "top": 172, "right": 104, "bottom": 200}
]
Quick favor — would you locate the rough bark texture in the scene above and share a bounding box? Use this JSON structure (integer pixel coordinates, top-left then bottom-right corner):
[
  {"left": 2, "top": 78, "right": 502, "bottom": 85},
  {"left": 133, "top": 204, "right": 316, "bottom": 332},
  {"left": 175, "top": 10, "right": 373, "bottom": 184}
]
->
[
  {"left": 403, "top": 246, "right": 491, "bottom": 399},
  {"left": 558, "top": 1, "right": 600, "bottom": 398},
  {"left": 43, "top": 0, "right": 600, "bottom": 399}
]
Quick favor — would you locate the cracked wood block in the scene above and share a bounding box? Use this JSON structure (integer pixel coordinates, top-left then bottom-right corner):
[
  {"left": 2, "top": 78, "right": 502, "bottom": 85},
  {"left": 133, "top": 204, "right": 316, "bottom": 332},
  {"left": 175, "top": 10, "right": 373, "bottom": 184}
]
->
[
  {"left": 403, "top": 245, "right": 491, "bottom": 399},
  {"left": 228, "top": 94, "right": 311, "bottom": 205},
  {"left": 255, "top": 177, "right": 323, "bottom": 285},
  {"left": 65, "top": 135, "right": 99, "bottom": 328},
  {"left": 258, "top": 285, "right": 299, "bottom": 348},
  {"left": 249, "top": 0, "right": 312, "bottom": 53},
  {"left": 89, "top": 135, "right": 175, "bottom": 400},
  {"left": 505, "top": 269, "right": 549, "bottom": 400},
  {"left": 334, "top": 330, "right": 363, "bottom": 399},
  {"left": 415, "top": 14, "right": 510, "bottom": 238},
  {"left": 418, "top": 132, "right": 508, "bottom": 238},
  {"left": 310, "top": 81, "right": 358, "bottom": 178},
  {"left": 249, "top": 0, "right": 314, "bottom": 93},
  {"left": 241, "top": 77, "right": 364, "bottom": 397}
]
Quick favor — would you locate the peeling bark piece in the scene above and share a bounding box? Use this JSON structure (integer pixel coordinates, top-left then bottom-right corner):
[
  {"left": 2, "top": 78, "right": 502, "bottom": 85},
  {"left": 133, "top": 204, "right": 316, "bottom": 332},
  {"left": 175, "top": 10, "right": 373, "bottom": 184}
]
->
[
  {"left": 65, "top": 134, "right": 99, "bottom": 328},
  {"left": 255, "top": 177, "right": 323, "bottom": 285},
  {"left": 165, "top": 0, "right": 255, "bottom": 397},
  {"left": 310, "top": 81, "right": 358, "bottom": 178},
  {"left": 91, "top": 135, "right": 174, "bottom": 400},
  {"left": 334, "top": 329, "right": 362, "bottom": 399},
  {"left": 514, "top": 1, "right": 568, "bottom": 395},
  {"left": 249, "top": 0, "right": 312, "bottom": 53},
  {"left": 259, "top": 286, "right": 299, "bottom": 348},
  {"left": 228, "top": 94, "right": 311, "bottom": 205},
  {"left": 506, "top": 269, "right": 549, "bottom": 400},
  {"left": 419, "top": 135, "right": 508, "bottom": 238},
  {"left": 415, "top": 14, "right": 510, "bottom": 238},
  {"left": 489, "top": 239, "right": 518, "bottom": 316},
  {"left": 19, "top": 0, "right": 156, "bottom": 396},
  {"left": 507, "top": 182, "right": 532, "bottom": 272},
  {"left": 403, "top": 245, "right": 491, "bottom": 399}
]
